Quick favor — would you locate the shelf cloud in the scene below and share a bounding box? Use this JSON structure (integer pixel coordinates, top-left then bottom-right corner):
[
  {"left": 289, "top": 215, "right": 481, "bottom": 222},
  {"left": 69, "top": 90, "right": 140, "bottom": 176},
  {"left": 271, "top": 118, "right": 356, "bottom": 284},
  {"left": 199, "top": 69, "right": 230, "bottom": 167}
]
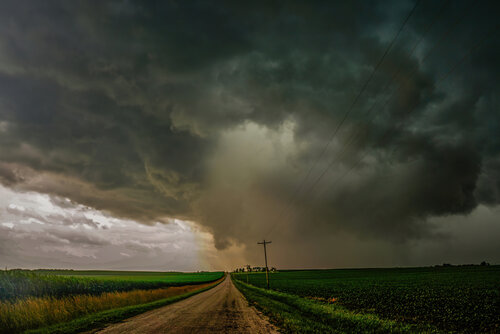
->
[{"left": 0, "top": 0, "right": 498, "bottom": 268}]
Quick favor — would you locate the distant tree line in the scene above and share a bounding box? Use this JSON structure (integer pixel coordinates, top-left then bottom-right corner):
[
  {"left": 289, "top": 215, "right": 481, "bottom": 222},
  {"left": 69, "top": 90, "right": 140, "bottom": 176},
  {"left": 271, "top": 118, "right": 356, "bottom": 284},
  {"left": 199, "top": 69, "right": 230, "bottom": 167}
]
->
[
  {"left": 435, "top": 261, "right": 490, "bottom": 267},
  {"left": 233, "top": 265, "right": 277, "bottom": 273}
]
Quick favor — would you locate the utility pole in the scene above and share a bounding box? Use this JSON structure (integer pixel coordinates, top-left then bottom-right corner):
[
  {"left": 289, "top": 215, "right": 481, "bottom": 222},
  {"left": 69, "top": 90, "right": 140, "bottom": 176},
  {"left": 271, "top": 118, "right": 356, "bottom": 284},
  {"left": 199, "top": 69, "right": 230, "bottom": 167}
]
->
[
  {"left": 257, "top": 239, "right": 272, "bottom": 289},
  {"left": 245, "top": 264, "right": 250, "bottom": 284}
]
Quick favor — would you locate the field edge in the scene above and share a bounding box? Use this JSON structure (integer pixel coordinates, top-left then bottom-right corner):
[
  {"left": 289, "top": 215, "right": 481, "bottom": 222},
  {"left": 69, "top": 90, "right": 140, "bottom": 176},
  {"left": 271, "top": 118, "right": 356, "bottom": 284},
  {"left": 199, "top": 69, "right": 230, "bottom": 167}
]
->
[
  {"left": 232, "top": 275, "right": 440, "bottom": 334},
  {"left": 24, "top": 275, "right": 226, "bottom": 334}
]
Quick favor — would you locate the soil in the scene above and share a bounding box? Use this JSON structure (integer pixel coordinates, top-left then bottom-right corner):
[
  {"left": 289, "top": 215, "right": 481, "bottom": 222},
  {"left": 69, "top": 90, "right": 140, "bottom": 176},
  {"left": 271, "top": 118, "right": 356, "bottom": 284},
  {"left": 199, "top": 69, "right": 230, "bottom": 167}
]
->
[{"left": 94, "top": 276, "right": 278, "bottom": 333}]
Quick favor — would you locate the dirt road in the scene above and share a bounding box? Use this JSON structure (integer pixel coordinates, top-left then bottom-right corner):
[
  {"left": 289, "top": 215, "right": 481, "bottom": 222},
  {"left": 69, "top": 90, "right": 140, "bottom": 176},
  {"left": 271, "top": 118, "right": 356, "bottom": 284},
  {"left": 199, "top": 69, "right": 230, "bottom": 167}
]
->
[{"left": 95, "top": 276, "right": 278, "bottom": 333}]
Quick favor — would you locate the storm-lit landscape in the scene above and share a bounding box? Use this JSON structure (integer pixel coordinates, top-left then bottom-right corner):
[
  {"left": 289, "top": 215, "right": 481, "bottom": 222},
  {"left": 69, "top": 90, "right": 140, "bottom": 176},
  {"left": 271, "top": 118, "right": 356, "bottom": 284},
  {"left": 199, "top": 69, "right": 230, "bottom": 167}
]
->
[{"left": 0, "top": 0, "right": 498, "bottom": 333}]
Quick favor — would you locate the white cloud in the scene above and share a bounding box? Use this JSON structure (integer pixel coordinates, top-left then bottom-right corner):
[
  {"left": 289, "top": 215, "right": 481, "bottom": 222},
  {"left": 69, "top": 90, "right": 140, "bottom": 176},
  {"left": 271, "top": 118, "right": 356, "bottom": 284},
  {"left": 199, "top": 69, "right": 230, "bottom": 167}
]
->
[{"left": 0, "top": 184, "right": 228, "bottom": 271}]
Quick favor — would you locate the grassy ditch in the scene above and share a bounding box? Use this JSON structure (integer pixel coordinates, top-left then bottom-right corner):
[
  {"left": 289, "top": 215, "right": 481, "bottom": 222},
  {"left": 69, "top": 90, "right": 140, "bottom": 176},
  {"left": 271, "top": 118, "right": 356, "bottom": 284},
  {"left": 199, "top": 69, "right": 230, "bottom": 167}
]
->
[
  {"left": 232, "top": 277, "right": 438, "bottom": 333},
  {"left": 1, "top": 275, "right": 224, "bottom": 334}
]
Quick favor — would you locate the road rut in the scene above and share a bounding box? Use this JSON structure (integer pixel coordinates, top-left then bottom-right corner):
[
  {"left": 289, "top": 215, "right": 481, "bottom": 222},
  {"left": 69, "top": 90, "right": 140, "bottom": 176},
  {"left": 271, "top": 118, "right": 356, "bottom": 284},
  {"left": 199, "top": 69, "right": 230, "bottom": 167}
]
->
[{"left": 95, "top": 276, "right": 278, "bottom": 333}]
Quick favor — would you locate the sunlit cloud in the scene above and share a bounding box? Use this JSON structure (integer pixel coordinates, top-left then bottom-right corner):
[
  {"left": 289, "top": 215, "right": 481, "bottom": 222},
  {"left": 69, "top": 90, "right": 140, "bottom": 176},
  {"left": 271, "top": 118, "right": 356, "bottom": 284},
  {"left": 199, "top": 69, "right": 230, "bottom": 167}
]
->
[{"left": 0, "top": 184, "right": 220, "bottom": 270}]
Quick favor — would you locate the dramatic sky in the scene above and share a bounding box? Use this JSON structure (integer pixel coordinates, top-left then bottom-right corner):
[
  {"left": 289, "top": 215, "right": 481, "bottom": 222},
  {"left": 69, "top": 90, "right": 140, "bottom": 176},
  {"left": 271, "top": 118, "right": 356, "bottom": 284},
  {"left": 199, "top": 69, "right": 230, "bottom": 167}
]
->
[{"left": 0, "top": 0, "right": 499, "bottom": 271}]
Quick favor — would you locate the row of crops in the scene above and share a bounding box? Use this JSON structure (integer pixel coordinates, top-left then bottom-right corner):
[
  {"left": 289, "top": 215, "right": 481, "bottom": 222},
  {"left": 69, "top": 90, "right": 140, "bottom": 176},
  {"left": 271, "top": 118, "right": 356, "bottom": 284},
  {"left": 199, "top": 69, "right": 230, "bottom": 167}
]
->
[
  {"left": 0, "top": 270, "right": 223, "bottom": 301},
  {"left": 233, "top": 266, "right": 499, "bottom": 333},
  {"left": 0, "top": 270, "right": 224, "bottom": 333}
]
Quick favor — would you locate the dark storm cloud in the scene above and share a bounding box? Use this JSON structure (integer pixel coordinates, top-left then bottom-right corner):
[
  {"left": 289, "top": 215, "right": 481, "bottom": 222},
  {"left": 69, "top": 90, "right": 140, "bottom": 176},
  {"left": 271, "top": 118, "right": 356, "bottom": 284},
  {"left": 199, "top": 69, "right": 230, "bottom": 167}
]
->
[{"left": 0, "top": 0, "right": 498, "bottom": 262}]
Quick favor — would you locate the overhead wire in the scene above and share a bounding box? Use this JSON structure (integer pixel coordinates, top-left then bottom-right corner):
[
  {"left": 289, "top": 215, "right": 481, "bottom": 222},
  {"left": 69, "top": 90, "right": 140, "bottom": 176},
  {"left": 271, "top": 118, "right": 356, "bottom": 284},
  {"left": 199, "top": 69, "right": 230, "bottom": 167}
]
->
[
  {"left": 287, "top": 0, "right": 475, "bottom": 213},
  {"left": 292, "top": 16, "right": 499, "bottom": 236},
  {"left": 264, "top": 0, "right": 422, "bottom": 237}
]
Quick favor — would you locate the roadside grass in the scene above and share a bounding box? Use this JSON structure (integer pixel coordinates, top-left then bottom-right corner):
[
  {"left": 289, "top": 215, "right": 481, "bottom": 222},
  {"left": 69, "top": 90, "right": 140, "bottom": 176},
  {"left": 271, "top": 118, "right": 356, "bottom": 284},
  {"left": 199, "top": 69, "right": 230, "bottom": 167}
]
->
[
  {"left": 1, "top": 276, "right": 224, "bottom": 334},
  {"left": 232, "top": 277, "right": 439, "bottom": 333}
]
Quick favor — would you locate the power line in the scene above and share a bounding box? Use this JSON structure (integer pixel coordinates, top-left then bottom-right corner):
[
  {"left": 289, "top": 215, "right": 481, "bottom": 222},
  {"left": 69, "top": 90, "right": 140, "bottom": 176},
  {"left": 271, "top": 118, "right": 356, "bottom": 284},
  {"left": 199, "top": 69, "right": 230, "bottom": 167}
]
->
[
  {"left": 302, "top": 2, "right": 492, "bottom": 204},
  {"left": 269, "top": 0, "right": 480, "bottom": 236},
  {"left": 328, "top": 0, "right": 454, "bottom": 168},
  {"left": 278, "top": 0, "right": 454, "bottom": 227},
  {"left": 264, "top": 0, "right": 421, "bottom": 237},
  {"left": 295, "top": 21, "right": 499, "bottom": 234}
]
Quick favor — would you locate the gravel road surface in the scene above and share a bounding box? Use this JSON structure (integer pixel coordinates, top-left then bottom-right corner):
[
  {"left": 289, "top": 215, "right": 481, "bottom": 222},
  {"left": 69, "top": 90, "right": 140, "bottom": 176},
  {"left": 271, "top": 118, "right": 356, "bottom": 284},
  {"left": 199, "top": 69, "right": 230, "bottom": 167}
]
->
[{"left": 95, "top": 276, "right": 278, "bottom": 333}]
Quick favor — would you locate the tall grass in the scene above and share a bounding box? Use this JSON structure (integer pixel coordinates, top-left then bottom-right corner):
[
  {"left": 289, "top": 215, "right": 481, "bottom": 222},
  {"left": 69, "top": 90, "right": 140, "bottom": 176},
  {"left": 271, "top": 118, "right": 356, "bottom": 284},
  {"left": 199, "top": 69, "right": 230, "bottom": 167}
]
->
[
  {"left": 0, "top": 270, "right": 222, "bottom": 301},
  {"left": 0, "top": 281, "right": 218, "bottom": 333}
]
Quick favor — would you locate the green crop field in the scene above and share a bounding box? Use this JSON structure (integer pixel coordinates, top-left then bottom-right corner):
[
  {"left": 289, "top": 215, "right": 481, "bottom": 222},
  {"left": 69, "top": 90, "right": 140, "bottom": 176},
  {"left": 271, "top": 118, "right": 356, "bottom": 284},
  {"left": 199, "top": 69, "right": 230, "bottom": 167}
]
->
[
  {"left": 0, "top": 270, "right": 223, "bottom": 333},
  {"left": 0, "top": 270, "right": 223, "bottom": 301},
  {"left": 233, "top": 266, "right": 500, "bottom": 333}
]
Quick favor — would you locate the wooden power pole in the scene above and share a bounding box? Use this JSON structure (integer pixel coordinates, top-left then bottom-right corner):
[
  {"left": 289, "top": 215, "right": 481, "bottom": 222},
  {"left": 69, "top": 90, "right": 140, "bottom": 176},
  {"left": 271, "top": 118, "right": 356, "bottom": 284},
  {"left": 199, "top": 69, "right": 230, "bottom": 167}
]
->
[{"left": 257, "top": 239, "right": 272, "bottom": 289}]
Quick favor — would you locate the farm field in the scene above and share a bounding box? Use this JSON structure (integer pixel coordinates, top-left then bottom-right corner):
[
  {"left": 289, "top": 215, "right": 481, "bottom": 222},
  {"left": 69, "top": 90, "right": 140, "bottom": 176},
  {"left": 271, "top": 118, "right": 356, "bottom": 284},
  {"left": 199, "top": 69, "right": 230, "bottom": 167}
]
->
[
  {"left": 0, "top": 270, "right": 223, "bottom": 333},
  {"left": 232, "top": 266, "right": 500, "bottom": 333},
  {"left": 0, "top": 270, "right": 222, "bottom": 300},
  {"left": 33, "top": 269, "right": 222, "bottom": 283}
]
